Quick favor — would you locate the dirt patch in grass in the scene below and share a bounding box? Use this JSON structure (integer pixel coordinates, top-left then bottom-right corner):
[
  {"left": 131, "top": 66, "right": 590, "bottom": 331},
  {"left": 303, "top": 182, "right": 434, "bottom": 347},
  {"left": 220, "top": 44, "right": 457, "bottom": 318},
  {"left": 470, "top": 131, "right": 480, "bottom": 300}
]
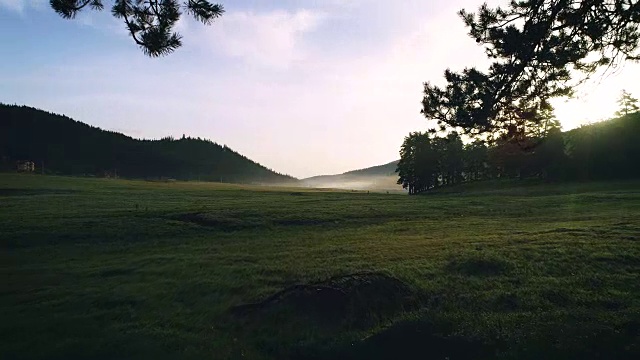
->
[{"left": 231, "top": 272, "right": 418, "bottom": 328}]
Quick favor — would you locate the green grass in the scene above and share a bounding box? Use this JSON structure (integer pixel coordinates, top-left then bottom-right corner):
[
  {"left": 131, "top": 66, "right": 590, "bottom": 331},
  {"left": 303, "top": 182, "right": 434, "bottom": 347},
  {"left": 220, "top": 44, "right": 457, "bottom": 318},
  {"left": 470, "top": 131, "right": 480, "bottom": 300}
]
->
[{"left": 1, "top": 173, "right": 640, "bottom": 359}]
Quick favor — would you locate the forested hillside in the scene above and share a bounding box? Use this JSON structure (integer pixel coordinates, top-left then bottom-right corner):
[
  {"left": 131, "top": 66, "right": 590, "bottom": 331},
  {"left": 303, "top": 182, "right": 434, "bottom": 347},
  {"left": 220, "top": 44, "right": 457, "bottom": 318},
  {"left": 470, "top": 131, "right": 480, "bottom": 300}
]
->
[
  {"left": 343, "top": 160, "right": 399, "bottom": 177},
  {"left": 397, "top": 112, "right": 640, "bottom": 194},
  {"left": 0, "top": 104, "right": 296, "bottom": 184},
  {"left": 564, "top": 114, "right": 640, "bottom": 180}
]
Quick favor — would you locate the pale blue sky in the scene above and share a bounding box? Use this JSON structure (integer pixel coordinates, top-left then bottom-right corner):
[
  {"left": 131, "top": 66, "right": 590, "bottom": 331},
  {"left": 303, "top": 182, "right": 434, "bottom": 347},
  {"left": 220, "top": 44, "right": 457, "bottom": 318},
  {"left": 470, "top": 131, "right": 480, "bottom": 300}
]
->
[{"left": 1, "top": 0, "right": 639, "bottom": 178}]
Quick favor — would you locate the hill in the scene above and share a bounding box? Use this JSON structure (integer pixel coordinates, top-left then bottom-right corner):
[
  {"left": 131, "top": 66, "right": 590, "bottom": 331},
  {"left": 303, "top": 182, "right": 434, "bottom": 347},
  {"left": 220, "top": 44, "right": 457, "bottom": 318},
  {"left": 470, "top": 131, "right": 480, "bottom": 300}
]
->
[
  {"left": 563, "top": 112, "right": 640, "bottom": 180},
  {"left": 0, "top": 104, "right": 296, "bottom": 184},
  {"left": 342, "top": 160, "right": 399, "bottom": 176},
  {"left": 301, "top": 160, "right": 402, "bottom": 192}
]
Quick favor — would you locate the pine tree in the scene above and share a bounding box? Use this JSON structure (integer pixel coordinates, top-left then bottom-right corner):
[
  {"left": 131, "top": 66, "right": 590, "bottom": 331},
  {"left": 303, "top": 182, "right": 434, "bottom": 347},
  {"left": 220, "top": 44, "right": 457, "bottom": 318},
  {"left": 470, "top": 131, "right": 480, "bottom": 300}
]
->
[
  {"left": 615, "top": 90, "right": 640, "bottom": 117},
  {"left": 422, "top": 1, "right": 640, "bottom": 137},
  {"left": 50, "top": 0, "right": 224, "bottom": 56}
]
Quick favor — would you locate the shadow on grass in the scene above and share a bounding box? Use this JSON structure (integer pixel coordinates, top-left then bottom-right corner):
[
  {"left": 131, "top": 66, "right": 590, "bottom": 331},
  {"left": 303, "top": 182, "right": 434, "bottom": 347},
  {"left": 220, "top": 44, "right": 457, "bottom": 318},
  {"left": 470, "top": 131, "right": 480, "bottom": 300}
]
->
[
  {"left": 173, "top": 212, "right": 374, "bottom": 231},
  {"left": 299, "top": 320, "right": 494, "bottom": 360},
  {"left": 301, "top": 317, "right": 640, "bottom": 360},
  {"left": 0, "top": 188, "right": 77, "bottom": 196},
  {"left": 175, "top": 212, "right": 267, "bottom": 231},
  {"left": 446, "top": 256, "right": 513, "bottom": 277}
]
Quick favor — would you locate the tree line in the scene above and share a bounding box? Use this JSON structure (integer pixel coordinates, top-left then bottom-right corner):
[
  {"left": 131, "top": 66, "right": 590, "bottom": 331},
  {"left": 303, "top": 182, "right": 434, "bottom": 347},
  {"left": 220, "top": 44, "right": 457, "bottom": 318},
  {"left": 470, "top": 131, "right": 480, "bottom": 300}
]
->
[
  {"left": 397, "top": 94, "right": 640, "bottom": 194},
  {"left": 0, "top": 104, "right": 295, "bottom": 184}
]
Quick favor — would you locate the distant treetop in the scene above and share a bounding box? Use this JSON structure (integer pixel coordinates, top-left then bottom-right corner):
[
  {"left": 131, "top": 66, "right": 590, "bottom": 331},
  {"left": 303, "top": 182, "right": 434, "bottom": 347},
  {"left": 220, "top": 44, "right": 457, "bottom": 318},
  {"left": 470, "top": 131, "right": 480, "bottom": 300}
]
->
[
  {"left": 616, "top": 89, "right": 640, "bottom": 117},
  {"left": 50, "top": 0, "right": 224, "bottom": 57}
]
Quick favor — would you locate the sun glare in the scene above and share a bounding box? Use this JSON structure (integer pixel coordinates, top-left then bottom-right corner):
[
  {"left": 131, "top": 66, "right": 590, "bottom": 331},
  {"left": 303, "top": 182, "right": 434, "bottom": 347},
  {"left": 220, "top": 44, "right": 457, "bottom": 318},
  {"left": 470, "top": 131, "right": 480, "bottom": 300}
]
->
[{"left": 553, "top": 63, "right": 640, "bottom": 130}]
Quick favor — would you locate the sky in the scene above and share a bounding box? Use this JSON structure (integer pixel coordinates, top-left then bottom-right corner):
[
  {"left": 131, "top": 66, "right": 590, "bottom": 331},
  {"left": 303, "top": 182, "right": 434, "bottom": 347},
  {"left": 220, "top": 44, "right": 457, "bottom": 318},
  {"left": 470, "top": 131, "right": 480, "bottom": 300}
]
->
[{"left": 1, "top": 0, "right": 639, "bottom": 178}]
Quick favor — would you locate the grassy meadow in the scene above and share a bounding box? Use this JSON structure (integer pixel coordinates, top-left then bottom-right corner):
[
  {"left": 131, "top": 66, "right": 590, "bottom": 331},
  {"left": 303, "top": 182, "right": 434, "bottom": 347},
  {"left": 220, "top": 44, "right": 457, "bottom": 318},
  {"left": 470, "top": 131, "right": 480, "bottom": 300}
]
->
[{"left": 1, "top": 173, "right": 640, "bottom": 359}]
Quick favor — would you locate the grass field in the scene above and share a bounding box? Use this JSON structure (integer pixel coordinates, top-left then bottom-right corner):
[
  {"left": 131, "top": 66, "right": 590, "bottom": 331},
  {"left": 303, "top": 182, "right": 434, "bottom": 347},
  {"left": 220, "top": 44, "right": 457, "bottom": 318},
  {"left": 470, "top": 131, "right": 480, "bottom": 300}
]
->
[{"left": 1, "top": 173, "right": 640, "bottom": 359}]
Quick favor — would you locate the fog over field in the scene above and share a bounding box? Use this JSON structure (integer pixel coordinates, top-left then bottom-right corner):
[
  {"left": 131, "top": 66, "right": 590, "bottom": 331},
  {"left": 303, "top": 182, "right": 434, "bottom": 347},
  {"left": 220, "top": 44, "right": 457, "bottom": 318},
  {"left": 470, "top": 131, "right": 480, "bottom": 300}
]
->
[
  {"left": 300, "top": 160, "right": 405, "bottom": 192},
  {"left": 301, "top": 174, "right": 404, "bottom": 192}
]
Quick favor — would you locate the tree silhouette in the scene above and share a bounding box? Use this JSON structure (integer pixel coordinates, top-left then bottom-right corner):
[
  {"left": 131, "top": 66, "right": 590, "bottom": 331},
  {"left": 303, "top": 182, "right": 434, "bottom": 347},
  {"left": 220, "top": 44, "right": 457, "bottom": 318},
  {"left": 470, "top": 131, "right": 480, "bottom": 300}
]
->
[
  {"left": 463, "top": 140, "right": 488, "bottom": 182},
  {"left": 50, "top": 0, "right": 224, "bottom": 56},
  {"left": 422, "top": 0, "right": 640, "bottom": 137},
  {"left": 441, "top": 133, "right": 465, "bottom": 186},
  {"left": 615, "top": 89, "right": 640, "bottom": 117},
  {"left": 397, "top": 132, "right": 420, "bottom": 194}
]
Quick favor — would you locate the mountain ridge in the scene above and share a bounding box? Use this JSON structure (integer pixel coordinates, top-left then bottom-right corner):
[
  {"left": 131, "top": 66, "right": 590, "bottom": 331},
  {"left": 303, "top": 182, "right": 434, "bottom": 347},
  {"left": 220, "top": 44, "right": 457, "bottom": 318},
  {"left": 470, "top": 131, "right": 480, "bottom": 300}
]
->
[
  {"left": 304, "top": 160, "right": 399, "bottom": 181},
  {"left": 301, "top": 160, "right": 403, "bottom": 192},
  {"left": 0, "top": 104, "right": 296, "bottom": 184}
]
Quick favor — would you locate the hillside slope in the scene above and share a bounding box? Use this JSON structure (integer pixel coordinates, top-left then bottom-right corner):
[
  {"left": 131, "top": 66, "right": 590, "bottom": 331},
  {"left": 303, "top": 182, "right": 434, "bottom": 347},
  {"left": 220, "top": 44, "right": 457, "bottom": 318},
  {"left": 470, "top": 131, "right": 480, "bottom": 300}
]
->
[
  {"left": 0, "top": 104, "right": 296, "bottom": 184},
  {"left": 342, "top": 160, "right": 398, "bottom": 176},
  {"left": 563, "top": 112, "right": 640, "bottom": 180},
  {"left": 302, "top": 160, "right": 402, "bottom": 192}
]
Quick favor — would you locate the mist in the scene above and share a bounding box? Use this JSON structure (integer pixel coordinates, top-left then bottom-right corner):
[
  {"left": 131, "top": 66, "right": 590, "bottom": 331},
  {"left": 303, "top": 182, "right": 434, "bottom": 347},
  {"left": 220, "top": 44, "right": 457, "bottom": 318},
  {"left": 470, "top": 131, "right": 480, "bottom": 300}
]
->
[{"left": 300, "top": 174, "right": 405, "bottom": 193}]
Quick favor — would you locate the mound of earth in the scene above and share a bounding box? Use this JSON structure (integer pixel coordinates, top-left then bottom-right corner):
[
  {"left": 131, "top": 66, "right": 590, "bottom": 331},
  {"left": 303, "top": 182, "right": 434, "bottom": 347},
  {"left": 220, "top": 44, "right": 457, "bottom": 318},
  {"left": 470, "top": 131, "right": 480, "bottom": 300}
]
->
[{"left": 231, "top": 272, "right": 417, "bottom": 328}]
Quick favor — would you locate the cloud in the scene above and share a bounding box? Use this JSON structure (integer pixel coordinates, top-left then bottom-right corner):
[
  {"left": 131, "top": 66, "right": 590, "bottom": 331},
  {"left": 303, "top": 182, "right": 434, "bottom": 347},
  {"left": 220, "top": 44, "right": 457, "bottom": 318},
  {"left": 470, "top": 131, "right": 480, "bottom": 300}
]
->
[
  {"left": 0, "top": 0, "right": 20, "bottom": 12},
  {"left": 199, "top": 9, "right": 326, "bottom": 69},
  {"left": 0, "top": 0, "right": 46, "bottom": 13}
]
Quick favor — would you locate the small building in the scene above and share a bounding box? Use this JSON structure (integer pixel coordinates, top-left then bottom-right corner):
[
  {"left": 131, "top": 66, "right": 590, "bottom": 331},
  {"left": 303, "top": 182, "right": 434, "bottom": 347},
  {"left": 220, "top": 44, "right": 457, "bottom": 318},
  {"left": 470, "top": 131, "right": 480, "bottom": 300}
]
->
[
  {"left": 17, "top": 160, "right": 35, "bottom": 173},
  {"left": 103, "top": 170, "right": 119, "bottom": 179}
]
